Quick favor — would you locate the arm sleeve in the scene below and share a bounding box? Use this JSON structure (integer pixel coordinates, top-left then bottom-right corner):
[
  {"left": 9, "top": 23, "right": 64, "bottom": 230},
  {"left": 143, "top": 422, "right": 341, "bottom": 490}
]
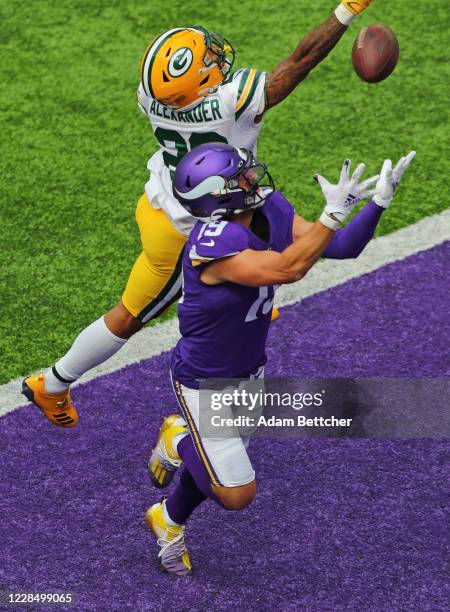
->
[
  {"left": 322, "top": 201, "right": 384, "bottom": 260},
  {"left": 267, "top": 192, "right": 296, "bottom": 250}
]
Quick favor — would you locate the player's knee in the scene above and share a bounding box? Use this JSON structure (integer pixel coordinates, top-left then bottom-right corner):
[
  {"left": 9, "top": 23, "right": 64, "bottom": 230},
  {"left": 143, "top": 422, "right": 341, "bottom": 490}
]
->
[
  {"left": 213, "top": 480, "right": 256, "bottom": 510},
  {"left": 104, "top": 301, "right": 143, "bottom": 339}
]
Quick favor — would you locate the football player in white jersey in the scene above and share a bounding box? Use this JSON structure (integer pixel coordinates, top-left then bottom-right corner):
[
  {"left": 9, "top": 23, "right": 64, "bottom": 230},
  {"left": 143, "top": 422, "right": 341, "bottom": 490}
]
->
[
  {"left": 137, "top": 27, "right": 270, "bottom": 236},
  {"left": 23, "top": 2, "right": 375, "bottom": 427}
]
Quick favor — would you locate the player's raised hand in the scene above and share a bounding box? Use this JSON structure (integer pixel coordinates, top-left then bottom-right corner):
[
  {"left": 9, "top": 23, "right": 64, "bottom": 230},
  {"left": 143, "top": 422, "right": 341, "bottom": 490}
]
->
[
  {"left": 373, "top": 151, "right": 416, "bottom": 209},
  {"left": 315, "top": 159, "right": 379, "bottom": 230}
]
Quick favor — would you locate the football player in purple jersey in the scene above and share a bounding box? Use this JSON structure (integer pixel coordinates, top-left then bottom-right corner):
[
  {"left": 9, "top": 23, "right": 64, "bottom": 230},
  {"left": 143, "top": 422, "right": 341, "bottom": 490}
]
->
[{"left": 145, "top": 143, "right": 415, "bottom": 575}]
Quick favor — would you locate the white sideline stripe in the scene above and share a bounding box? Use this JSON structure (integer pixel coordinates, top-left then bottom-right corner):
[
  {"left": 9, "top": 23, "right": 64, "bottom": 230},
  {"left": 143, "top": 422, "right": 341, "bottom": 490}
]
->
[
  {"left": 1, "top": 210, "right": 449, "bottom": 417},
  {"left": 277, "top": 209, "right": 450, "bottom": 308}
]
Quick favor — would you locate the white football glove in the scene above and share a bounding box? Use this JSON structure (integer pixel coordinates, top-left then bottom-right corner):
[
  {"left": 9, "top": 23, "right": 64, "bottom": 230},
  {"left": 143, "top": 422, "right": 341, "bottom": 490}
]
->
[
  {"left": 315, "top": 159, "right": 379, "bottom": 230},
  {"left": 373, "top": 151, "right": 416, "bottom": 209}
]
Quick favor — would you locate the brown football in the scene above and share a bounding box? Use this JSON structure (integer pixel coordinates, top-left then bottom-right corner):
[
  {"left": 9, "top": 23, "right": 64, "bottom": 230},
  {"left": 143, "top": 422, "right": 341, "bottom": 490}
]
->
[{"left": 352, "top": 25, "right": 399, "bottom": 83}]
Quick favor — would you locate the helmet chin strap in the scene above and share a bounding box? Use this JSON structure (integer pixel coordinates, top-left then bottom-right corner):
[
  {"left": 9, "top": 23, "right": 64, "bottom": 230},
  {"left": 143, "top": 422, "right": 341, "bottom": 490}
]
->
[
  {"left": 243, "top": 186, "right": 273, "bottom": 209},
  {"left": 206, "top": 192, "right": 268, "bottom": 223},
  {"left": 231, "top": 195, "right": 267, "bottom": 216}
]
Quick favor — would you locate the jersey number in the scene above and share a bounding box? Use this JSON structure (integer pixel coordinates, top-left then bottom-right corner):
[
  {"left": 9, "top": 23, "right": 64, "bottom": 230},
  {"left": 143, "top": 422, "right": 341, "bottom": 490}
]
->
[
  {"left": 245, "top": 287, "right": 275, "bottom": 322},
  {"left": 154, "top": 128, "right": 228, "bottom": 178},
  {"left": 197, "top": 220, "right": 227, "bottom": 241},
  {"left": 198, "top": 223, "right": 276, "bottom": 323}
]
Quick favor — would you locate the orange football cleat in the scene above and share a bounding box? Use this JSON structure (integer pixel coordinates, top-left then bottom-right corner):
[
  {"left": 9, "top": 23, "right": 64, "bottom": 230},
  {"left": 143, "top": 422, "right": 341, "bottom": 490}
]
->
[
  {"left": 22, "top": 374, "right": 79, "bottom": 428},
  {"left": 271, "top": 307, "right": 280, "bottom": 323}
]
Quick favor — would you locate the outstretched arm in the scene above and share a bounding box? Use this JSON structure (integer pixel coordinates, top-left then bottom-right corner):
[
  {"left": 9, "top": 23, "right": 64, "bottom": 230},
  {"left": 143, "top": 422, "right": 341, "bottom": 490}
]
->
[
  {"left": 291, "top": 200, "right": 384, "bottom": 260},
  {"left": 200, "top": 221, "right": 334, "bottom": 287},
  {"left": 201, "top": 159, "right": 378, "bottom": 287},
  {"left": 264, "top": 1, "right": 373, "bottom": 110},
  {"left": 322, "top": 200, "right": 383, "bottom": 259},
  {"left": 322, "top": 151, "right": 416, "bottom": 258},
  {"left": 300, "top": 151, "right": 417, "bottom": 260},
  {"left": 265, "top": 15, "right": 346, "bottom": 109}
]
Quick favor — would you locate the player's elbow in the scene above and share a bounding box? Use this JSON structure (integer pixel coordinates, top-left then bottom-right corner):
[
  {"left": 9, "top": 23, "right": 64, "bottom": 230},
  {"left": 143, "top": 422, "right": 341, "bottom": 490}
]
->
[
  {"left": 286, "top": 270, "right": 304, "bottom": 284},
  {"left": 282, "top": 263, "right": 309, "bottom": 284}
]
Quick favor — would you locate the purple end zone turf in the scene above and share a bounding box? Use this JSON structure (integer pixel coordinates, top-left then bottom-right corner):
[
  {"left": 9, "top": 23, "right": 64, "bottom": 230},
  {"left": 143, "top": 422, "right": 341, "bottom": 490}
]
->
[{"left": 0, "top": 243, "right": 448, "bottom": 611}]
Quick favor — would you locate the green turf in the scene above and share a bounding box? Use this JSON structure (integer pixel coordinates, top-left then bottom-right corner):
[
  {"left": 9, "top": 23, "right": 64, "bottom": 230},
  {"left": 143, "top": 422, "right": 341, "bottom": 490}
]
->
[{"left": 0, "top": 0, "right": 448, "bottom": 382}]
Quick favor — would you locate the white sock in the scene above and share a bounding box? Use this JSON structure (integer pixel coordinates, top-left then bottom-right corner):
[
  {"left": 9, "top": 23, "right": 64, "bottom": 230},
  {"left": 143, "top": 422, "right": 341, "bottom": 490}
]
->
[
  {"left": 162, "top": 498, "right": 182, "bottom": 527},
  {"left": 334, "top": 4, "right": 356, "bottom": 26},
  {"left": 44, "top": 317, "right": 127, "bottom": 393}
]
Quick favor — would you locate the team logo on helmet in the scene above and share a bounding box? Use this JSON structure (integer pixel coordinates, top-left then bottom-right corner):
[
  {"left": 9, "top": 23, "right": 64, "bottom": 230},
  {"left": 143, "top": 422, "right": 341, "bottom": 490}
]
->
[{"left": 168, "top": 47, "right": 194, "bottom": 78}]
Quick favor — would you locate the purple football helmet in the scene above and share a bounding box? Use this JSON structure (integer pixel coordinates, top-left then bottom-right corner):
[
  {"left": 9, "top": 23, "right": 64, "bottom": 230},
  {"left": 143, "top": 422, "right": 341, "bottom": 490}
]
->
[{"left": 173, "top": 142, "right": 275, "bottom": 220}]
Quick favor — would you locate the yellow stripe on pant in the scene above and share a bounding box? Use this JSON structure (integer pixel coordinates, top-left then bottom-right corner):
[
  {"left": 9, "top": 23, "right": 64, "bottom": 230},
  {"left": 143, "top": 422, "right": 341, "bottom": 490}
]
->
[
  {"left": 122, "top": 194, "right": 188, "bottom": 323},
  {"left": 174, "top": 380, "right": 221, "bottom": 487}
]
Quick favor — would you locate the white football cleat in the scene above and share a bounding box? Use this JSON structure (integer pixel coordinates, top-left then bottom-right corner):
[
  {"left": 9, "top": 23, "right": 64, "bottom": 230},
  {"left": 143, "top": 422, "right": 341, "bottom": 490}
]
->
[{"left": 145, "top": 500, "right": 192, "bottom": 576}]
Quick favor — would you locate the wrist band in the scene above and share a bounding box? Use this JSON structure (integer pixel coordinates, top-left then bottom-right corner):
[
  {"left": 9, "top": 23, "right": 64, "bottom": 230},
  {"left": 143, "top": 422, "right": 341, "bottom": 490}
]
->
[
  {"left": 335, "top": 4, "right": 355, "bottom": 26},
  {"left": 319, "top": 211, "right": 341, "bottom": 231}
]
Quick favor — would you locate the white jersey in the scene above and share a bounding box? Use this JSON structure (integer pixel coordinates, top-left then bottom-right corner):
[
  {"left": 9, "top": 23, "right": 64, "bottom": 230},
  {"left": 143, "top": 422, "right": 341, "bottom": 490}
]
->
[{"left": 137, "top": 68, "right": 267, "bottom": 235}]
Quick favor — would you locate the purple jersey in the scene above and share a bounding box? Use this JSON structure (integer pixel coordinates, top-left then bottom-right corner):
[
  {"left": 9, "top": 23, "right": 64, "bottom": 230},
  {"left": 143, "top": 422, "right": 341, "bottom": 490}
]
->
[{"left": 171, "top": 191, "right": 294, "bottom": 387}]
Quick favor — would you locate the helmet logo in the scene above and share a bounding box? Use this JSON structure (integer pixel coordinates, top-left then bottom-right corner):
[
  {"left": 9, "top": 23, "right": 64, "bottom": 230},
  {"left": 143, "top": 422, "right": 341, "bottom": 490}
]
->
[{"left": 168, "top": 47, "right": 194, "bottom": 77}]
